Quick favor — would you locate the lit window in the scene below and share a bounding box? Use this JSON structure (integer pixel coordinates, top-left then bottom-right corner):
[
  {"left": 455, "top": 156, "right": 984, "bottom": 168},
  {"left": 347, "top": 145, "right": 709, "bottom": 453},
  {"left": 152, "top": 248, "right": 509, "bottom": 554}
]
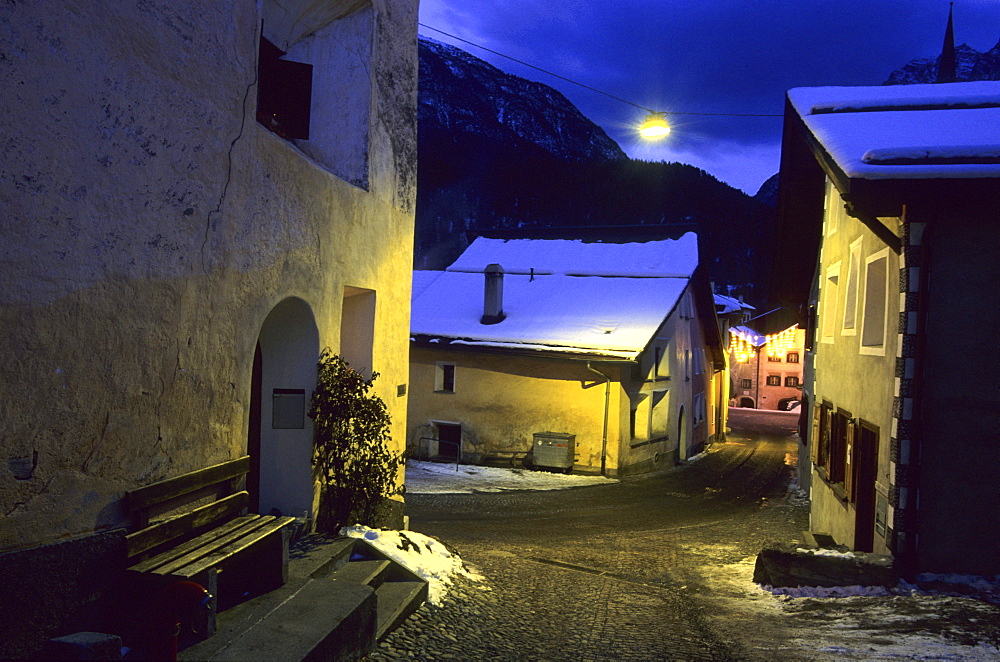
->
[
  {"left": 785, "top": 376, "right": 800, "bottom": 387},
  {"left": 435, "top": 363, "right": 456, "bottom": 393},
  {"left": 786, "top": 352, "right": 799, "bottom": 364},
  {"left": 767, "top": 354, "right": 782, "bottom": 362},
  {"left": 766, "top": 375, "right": 781, "bottom": 386},
  {"left": 860, "top": 249, "right": 890, "bottom": 354},
  {"left": 740, "top": 379, "right": 752, "bottom": 389}
]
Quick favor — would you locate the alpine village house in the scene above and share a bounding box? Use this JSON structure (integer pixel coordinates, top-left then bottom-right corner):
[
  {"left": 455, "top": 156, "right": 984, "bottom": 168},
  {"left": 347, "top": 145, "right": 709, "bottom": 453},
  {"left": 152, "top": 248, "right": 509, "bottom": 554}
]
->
[
  {"left": 1, "top": 0, "right": 419, "bottom": 657},
  {"left": 773, "top": 79, "right": 1000, "bottom": 577},
  {"left": 407, "top": 234, "right": 728, "bottom": 477}
]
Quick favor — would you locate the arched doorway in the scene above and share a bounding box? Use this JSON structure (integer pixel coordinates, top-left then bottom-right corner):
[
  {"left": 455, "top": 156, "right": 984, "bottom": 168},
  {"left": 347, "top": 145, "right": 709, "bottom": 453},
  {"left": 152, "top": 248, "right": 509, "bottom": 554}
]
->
[
  {"left": 248, "top": 297, "right": 319, "bottom": 518},
  {"left": 739, "top": 397, "right": 756, "bottom": 408}
]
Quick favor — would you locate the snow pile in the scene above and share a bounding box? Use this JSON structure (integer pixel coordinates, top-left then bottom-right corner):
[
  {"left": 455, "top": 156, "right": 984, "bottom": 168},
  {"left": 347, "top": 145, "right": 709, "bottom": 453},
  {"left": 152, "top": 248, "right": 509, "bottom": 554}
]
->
[
  {"left": 405, "top": 459, "right": 617, "bottom": 494},
  {"left": 763, "top": 569, "right": 1000, "bottom": 604},
  {"left": 340, "top": 525, "right": 485, "bottom": 606}
]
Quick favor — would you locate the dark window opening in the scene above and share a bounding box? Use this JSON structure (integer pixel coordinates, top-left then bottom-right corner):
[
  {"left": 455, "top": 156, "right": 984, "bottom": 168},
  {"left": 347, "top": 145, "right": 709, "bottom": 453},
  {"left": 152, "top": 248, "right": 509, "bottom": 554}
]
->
[
  {"left": 740, "top": 379, "right": 752, "bottom": 389},
  {"left": 257, "top": 35, "right": 313, "bottom": 140},
  {"left": 766, "top": 375, "right": 781, "bottom": 386},
  {"left": 436, "top": 363, "right": 456, "bottom": 393}
]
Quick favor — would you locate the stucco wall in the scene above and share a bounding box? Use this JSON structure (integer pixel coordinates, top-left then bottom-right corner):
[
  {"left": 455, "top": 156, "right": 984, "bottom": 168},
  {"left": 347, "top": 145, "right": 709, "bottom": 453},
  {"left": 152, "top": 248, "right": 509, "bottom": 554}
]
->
[
  {"left": 0, "top": 0, "right": 418, "bottom": 551},
  {"left": 809, "top": 191, "right": 898, "bottom": 553},
  {"left": 408, "top": 348, "right": 626, "bottom": 475}
]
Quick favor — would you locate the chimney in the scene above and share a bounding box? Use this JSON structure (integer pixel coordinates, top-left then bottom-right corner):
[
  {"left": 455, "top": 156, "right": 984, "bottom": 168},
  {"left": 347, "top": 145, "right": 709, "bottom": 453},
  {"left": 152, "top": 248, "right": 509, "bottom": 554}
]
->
[{"left": 481, "top": 264, "right": 506, "bottom": 324}]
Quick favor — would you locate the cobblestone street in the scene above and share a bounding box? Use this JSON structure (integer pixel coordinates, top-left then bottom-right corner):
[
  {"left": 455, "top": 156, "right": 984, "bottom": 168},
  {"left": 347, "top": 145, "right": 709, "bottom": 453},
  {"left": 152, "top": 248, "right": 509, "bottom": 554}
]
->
[
  {"left": 368, "top": 410, "right": 809, "bottom": 660},
  {"left": 367, "top": 410, "right": 1000, "bottom": 660}
]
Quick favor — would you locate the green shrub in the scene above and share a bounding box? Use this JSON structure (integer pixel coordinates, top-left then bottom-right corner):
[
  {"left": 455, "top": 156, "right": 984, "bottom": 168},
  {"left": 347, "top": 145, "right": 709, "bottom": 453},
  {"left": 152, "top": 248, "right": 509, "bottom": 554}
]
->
[{"left": 308, "top": 349, "right": 404, "bottom": 534}]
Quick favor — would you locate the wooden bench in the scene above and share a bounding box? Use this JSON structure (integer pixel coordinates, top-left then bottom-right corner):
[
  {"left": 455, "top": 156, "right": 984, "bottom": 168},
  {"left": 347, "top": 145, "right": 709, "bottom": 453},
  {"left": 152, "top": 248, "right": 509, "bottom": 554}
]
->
[{"left": 123, "top": 456, "right": 296, "bottom": 642}]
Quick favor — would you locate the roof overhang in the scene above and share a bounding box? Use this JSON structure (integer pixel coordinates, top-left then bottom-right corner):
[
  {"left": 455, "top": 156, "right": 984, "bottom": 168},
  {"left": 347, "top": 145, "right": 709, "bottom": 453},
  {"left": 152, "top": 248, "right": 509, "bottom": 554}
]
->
[{"left": 411, "top": 336, "right": 639, "bottom": 363}]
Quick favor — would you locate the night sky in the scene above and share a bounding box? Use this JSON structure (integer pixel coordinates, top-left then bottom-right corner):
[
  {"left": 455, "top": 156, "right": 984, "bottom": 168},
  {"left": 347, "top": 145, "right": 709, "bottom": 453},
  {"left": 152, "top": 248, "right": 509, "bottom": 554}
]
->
[{"left": 418, "top": 0, "right": 1000, "bottom": 195}]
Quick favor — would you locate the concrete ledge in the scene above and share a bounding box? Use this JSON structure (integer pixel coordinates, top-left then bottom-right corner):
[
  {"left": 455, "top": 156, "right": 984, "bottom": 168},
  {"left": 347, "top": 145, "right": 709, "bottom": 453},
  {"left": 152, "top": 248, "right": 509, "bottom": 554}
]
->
[{"left": 753, "top": 541, "right": 897, "bottom": 588}]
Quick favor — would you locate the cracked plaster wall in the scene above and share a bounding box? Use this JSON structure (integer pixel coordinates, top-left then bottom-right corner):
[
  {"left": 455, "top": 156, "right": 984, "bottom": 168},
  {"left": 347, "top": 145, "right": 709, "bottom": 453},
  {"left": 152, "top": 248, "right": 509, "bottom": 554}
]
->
[{"left": 0, "top": 0, "right": 418, "bottom": 551}]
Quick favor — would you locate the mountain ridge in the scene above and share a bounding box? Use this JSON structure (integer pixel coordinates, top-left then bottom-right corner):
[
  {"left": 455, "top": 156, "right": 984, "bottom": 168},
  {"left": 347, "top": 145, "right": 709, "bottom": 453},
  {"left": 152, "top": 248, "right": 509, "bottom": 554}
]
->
[{"left": 416, "top": 38, "right": 776, "bottom": 302}]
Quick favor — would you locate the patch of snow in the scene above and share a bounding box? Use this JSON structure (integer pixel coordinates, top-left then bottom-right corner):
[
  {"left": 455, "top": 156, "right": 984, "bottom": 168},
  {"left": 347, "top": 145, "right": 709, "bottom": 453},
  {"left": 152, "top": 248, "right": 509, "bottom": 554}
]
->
[
  {"left": 340, "top": 525, "right": 486, "bottom": 606},
  {"left": 404, "top": 459, "right": 617, "bottom": 494}
]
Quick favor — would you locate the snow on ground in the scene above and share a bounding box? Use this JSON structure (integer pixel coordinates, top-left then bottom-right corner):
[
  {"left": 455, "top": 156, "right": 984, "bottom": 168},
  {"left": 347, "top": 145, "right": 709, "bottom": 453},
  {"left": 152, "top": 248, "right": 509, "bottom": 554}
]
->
[
  {"left": 340, "top": 525, "right": 485, "bottom": 606},
  {"left": 349, "top": 460, "right": 1000, "bottom": 658},
  {"left": 403, "top": 459, "right": 617, "bottom": 494},
  {"left": 338, "top": 462, "right": 614, "bottom": 604}
]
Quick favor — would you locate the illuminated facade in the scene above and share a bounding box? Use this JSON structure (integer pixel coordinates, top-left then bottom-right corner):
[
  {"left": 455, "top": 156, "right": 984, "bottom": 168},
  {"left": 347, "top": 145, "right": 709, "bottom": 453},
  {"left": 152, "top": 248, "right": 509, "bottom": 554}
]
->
[
  {"left": 728, "top": 325, "right": 806, "bottom": 411},
  {"left": 408, "top": 235, "right": 727, "bottom": 477},
  {"left": 0, "top": 2, "right": 418, "bottom": 654},
  {"left": 774, "top": 81, "right": 1000, "bottom": 575}
]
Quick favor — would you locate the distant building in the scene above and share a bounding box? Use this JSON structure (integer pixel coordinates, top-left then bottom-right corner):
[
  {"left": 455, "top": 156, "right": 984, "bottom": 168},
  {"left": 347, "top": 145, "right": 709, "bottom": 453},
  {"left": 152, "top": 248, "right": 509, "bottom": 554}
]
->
[
  {"left": 408, "top": 234, "right": 727, "bottom": 476},
  {"left": 0, "top": 1, "right": 418, "bottom": 656},
  {"left": 728, "top": 324, "right": 806, "bottom": 411},
  {"left": 773, "top": 80, "right": 1000, "bottom": 575}
]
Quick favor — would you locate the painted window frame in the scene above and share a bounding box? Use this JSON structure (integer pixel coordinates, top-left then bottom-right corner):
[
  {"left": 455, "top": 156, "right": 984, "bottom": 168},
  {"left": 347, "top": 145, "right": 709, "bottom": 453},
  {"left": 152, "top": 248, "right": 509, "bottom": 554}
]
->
[
  {"left": 820, "top": 261, "right": 841, "bottom": 343},
  {"left": 841, "top": 237, "right": 863, "bottom": 335},
  {"left": 824, "top": 178, "right": 840, "bottom": 237},
  {"left": 434, "top": 362, "right": 456, "bottom": 393},
  {"left": 859, "top": 247, "right": 891, "bottom": 356}
]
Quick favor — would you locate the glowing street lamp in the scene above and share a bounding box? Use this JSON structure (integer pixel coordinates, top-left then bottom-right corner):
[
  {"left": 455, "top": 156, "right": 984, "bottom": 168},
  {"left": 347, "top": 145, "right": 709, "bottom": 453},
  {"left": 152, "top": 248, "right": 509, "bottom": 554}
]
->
[{"left": 639, "top": 111, "right": 670, "bottom": 139}]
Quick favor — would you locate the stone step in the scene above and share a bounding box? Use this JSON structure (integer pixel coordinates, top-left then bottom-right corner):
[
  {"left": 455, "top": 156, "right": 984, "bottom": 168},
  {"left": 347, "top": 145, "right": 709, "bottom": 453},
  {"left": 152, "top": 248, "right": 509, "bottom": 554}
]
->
[
  {"left": 375, "top": 580, "right": 428, "bottom": 641},
  {"left": 178, "top": 576, "right": 376, "bottom": 661},
  {"left": 177, "top": 536, "right": 428, "bottom": 660},
  {"left": 330, "top": 558, "right": 391, "bottom": 588}
]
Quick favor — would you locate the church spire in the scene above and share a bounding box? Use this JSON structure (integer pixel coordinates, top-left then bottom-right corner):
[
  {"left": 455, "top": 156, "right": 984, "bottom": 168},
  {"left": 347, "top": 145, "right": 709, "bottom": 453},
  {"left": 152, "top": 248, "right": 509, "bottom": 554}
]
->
[{"left": 936, "top": 2, "right": 957, "bottom": 83}]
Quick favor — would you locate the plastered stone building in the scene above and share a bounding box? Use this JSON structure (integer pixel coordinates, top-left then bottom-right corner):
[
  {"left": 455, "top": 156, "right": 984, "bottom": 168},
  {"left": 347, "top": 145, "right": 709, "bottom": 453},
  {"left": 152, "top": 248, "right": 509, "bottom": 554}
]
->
[
  {"left": 0, "top": 0, "right": 417, "bottom": 653},
  {"left": 408, "top": 235, "right": 728, "bottom": 476}
]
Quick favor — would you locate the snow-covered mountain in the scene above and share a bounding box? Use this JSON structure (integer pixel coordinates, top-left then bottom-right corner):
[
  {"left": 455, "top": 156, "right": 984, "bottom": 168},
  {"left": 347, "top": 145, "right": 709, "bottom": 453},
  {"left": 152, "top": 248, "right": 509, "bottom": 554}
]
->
[
  {"left": 419, "top": 38, "right": 626, "bottom": 162},
  {"left": 884, "top": 40, "right": 1000, "bottom": 84}
]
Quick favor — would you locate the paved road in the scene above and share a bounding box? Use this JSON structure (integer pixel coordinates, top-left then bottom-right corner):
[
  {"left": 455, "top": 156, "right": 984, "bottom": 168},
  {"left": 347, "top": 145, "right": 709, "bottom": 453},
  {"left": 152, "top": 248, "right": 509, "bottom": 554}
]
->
[{"left": 370, "top": 409, "right": 807, "bottom": 661}]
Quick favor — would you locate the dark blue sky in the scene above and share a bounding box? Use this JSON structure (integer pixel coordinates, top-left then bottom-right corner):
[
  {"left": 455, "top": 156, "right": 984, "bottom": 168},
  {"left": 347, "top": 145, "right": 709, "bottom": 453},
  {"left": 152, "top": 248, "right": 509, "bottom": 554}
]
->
[{"left": 418, "top": 0, "right": 1000, "bottom": 194}]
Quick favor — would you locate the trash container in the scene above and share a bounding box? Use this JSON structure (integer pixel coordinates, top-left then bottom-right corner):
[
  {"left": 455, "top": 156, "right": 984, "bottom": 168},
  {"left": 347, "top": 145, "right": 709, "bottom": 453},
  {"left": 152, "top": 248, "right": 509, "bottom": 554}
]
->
[{"left": 533, "top": 432, "right": 575, "bottom": 471}]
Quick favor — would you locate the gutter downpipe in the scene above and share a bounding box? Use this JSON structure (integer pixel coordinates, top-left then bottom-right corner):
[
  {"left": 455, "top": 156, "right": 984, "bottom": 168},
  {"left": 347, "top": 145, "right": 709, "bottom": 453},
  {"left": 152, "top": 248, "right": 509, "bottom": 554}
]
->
[{"left": 586, "top": 361, "right": 612, "bottom": 477}]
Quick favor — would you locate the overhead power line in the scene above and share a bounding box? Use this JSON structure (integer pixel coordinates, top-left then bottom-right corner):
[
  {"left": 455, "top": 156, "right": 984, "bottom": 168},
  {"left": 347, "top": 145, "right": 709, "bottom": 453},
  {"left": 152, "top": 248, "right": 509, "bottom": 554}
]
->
[{"left": 418, "top": 23, "right": 783, "bottom": 118}]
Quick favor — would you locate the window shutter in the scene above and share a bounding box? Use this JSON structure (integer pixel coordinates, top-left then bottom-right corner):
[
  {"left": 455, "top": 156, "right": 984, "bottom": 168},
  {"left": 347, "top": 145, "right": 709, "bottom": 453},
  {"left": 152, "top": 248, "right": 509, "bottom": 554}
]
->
[
  {"left": 844, "top": 419, "right": 856, "bottom": 500},
  {"left": 809, "top": 401, "right": 821, "bottom": 464}
]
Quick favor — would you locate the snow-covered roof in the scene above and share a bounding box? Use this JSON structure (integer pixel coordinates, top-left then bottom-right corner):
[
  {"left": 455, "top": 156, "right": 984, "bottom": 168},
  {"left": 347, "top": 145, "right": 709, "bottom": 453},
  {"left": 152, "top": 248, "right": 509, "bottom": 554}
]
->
[
  {"left": 714, "top": 294, "right": 754, "bottom": 314},
  {"left": 447, "top": 233, "right": 699, "bottom": 278},
  {"left": 787, "top": 81, "right": 1000, "bottom": 180},
  {"left": 729, "top": 325, "right": 767, "bottom": 347},
  {"left": 411, "top": 270, "right": 690, "bottom": 359}
]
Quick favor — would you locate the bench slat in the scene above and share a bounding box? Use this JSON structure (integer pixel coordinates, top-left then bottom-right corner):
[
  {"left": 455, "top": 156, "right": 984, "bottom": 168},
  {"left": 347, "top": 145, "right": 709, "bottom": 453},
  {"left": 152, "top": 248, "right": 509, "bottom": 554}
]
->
[
  {"left": 148, "top": 516, "right": 277, "bottom": 576},
  {"left": 124, "top": 456, "right": 250, "bottom": 514},
  {"left": 128, "top": 514, "right": 260, "bottom": 573},
  {"left": 167, "top": 517, "right": 295, "bottom": 578},
  {"left": 125, "top": 491, "right": 249, "bottom": 558}
]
